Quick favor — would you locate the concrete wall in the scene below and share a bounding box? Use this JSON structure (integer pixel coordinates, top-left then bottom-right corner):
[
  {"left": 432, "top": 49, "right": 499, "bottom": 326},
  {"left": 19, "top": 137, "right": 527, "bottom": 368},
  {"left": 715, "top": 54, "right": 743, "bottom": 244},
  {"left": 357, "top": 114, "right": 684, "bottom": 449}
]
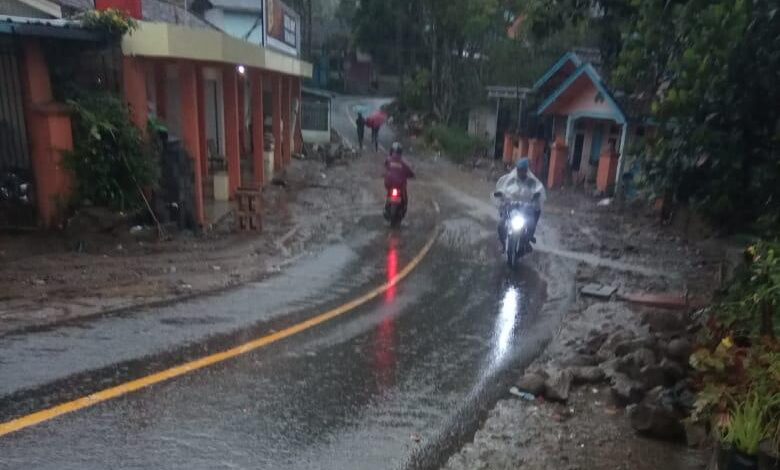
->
[{"left": 467, "top": 105, "right": 497, "bottom": 142}]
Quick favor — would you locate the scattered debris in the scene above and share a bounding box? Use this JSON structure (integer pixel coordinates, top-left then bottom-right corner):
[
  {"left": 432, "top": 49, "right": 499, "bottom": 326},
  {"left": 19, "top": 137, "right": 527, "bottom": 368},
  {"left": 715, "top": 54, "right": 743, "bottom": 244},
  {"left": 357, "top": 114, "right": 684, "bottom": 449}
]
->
[
  {"left": 509, "top": 387, "right": 536, "bottom": 401},
  {"left": 581, "top": 283, "right": 618, "bottom": 299},
  {"left": 618, "top": 291, "right": 704, "bottom": 310},
  {"left": 516, "top": 372, "right": 547, "bottom": 396},
  {"left": 597, "top": 198, "right": 612, "bottom": 207},
  {"left": 544, "top": 369, "right": 574, "bottom": 402}
]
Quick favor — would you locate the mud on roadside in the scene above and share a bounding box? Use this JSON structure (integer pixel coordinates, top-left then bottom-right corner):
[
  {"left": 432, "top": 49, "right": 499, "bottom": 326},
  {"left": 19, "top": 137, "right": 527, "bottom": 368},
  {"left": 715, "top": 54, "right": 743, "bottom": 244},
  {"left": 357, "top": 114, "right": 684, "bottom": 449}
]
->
[
  {"left": 439, "top": 164, "right": 737, "bottom": 470},
  {"left": 0, "top": 155, "right": 388, "bottom": 336}
]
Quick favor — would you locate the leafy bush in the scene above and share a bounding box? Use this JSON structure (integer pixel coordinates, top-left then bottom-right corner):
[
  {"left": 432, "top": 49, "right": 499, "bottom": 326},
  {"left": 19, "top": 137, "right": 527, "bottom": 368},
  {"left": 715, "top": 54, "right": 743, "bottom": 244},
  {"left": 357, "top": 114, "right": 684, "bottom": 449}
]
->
[
  {"left": 423, "top": 125, "right": 488, "bottom": 164},
  {"left": 400, "top": 69, "right": 431, "bottom": 112},
  {"left": 81, "top": 9, "right": 138, "bottom": 36},
  {"left": 714, "top": 242, "right": 780, "bottom": 339},
  {"left": 65, "top": 92, "right": 159, "bottom": 212},
  {"left": 718, "top": 389, "right": 780, "bottom": 455}
]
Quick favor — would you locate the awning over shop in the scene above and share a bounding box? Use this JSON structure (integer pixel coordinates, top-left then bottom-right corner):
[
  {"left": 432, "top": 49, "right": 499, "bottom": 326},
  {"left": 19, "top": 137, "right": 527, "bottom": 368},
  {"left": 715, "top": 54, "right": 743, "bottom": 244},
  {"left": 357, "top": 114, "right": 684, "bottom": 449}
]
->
[
  {"left": 0, "top": 15, "right": 103, "bottom": 40},
  {"left": 122, "top": 21, "right": 313, "bottom": 78}
]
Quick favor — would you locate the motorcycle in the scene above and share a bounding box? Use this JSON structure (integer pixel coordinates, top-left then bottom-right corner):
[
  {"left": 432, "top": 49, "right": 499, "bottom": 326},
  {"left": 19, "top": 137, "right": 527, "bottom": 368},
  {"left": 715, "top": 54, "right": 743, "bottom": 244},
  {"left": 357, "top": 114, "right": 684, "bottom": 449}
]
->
[
  {"left": 384, "top": 187, "right": 406, "bottom": 227},
  {"left": 494, "top": 192, "right": 536, "bottom": 268}
]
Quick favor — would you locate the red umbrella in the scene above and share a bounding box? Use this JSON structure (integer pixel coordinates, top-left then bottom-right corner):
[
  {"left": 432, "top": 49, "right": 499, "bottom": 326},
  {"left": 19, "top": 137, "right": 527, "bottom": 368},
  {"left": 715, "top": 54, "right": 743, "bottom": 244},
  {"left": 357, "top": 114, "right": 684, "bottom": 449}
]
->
[{"left": 365, "top": 110, "right": 387, "bottom": 129}]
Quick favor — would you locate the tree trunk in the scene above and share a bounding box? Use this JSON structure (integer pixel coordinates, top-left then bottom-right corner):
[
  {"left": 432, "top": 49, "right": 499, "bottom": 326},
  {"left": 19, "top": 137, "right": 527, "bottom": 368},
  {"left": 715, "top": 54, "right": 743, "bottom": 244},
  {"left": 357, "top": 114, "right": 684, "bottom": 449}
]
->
[{"left": 395, "top": 3, "right": 404, "bottom": 100}]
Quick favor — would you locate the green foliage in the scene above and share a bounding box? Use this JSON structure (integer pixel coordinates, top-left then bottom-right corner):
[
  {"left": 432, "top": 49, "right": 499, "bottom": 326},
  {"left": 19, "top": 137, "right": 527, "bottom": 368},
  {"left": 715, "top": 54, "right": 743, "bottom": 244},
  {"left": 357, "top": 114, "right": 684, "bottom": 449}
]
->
[
  {"left": 400, "top": 69, "right": 431, "bottom": 112},
  {"left": 423, "top": 125, "right": 488, "bottom": 163},
  {"left": 690, "top": 339, "right": 780, "bottom": 453},
  {"left": 64, "top": 92, "right": 159, "bottom": 212},
  {"left": 81, "top": 8, "right": 138, "bottom": 36},
  {"left": 527, "top": 0, "right": 780, "bottom": 231},
  {"left": 716, "top": 242, "right": 780, "bottom": 339},
  {"left": 524, "top": 0, "right": 637, "bottom": 66},
  {"left": 719, "top": 389, "right": 780, "bottom": 455}
]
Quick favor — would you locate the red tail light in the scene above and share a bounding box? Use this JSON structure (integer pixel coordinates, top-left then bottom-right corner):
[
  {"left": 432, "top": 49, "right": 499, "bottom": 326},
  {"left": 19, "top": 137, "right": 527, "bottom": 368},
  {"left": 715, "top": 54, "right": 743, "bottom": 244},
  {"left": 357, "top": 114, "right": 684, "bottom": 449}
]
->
[{"left": 391, "top": 188, "right": 399, "bottom": 197}]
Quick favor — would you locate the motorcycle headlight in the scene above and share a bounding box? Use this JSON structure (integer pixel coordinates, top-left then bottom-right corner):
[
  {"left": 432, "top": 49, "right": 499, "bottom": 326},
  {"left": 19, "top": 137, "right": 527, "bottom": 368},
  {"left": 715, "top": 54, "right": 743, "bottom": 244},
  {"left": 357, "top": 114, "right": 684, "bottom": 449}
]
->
[{"left": 510, "top": 214, "right": 526, "bottom": 232}]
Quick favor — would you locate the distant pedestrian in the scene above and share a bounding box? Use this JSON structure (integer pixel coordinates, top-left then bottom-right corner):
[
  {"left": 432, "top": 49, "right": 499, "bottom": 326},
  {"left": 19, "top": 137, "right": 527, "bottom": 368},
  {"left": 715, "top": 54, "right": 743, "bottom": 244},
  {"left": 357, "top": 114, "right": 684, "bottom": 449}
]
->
[
  {"left": 370, "top": 123, "right": 380, "bottom": 151},
  {"left": 356, "top": 112, "right": 366, "bottom": 150},
  {"left": 365, "top": 110, "right": 387, "bottom": 153}
]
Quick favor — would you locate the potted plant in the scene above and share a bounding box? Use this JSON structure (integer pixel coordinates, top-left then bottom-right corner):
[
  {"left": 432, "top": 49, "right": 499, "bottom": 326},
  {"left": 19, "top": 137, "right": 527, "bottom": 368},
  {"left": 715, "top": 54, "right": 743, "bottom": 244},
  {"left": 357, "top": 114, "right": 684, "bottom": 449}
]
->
[{"left": 718, "top": 390, "right": 779, "bottom": 470}]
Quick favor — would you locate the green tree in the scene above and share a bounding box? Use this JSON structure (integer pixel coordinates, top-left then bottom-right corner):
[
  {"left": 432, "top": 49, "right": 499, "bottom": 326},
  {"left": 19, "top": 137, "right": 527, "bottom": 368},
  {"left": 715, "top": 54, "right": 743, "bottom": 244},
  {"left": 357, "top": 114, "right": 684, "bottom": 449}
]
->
[
  {"left": 616, "top": 0, "right": 780, "bottom": 228},
  {"left": 526, "top": 0, "right": 780, "bottom": 229}
]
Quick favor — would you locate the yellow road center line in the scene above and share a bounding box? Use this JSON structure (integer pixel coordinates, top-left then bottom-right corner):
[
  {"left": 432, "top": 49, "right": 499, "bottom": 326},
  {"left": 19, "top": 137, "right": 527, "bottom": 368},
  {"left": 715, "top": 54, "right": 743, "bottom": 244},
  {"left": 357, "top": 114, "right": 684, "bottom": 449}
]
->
[{"left": 0, "top": 227, "right": 440, "bottom": 438}]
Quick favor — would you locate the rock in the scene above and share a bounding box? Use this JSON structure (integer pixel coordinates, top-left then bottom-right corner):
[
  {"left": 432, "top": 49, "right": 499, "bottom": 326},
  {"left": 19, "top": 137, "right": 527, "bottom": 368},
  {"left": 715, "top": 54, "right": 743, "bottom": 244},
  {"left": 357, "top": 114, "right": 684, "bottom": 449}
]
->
[
  {"left": 516, "top": 372, "right": 546, "bottom": 396},
  {"left": 610, "top": 373, "right": 645, "bottom": 405},
  {"left": 614, "top": 338, "right": 657, "bottom": 357},
  {"left": 597, "top": 330, "right": 637, "bottom": 358},
  {"left": 561, "top": 353, "right": 600, "bottom": 367},
  {"left": 641, "top": 310, "right": 688, "bottom": 333},
  {"left": 570, "top": 366, "right": 605, "bottom": 384},
  {"left": 627, "top": 403, "right": 686, "bottom": 442},
  {"left": 617, "top": 348, "right": 658, "bottom": 379},
  {"left": 544, "top": 369, "right": 574, "bottom": 402},
  {"left": 631, "top": 348, "right": 657, "bottom": 369},
  {"left": 581, "top": 331, "right": 608, "bottom": 354},
  {"left": 639, "top": 365, "right": 668, "bottom": 390},
  {"left": 666, "top": 338, "right": 692, "bottom": 361},
  {"left": 599, "top": 358, "right": 622, "bottom": 381},
  {"left": 659, "top": 358, "right": 686, "bottom": 383}
]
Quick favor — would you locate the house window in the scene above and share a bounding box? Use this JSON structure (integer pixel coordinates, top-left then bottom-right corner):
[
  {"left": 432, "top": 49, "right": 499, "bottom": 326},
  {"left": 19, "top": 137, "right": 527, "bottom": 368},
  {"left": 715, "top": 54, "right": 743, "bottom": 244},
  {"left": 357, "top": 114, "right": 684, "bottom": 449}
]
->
[{"left": 610, "top": 125, "right": 620, "bottom": 135}]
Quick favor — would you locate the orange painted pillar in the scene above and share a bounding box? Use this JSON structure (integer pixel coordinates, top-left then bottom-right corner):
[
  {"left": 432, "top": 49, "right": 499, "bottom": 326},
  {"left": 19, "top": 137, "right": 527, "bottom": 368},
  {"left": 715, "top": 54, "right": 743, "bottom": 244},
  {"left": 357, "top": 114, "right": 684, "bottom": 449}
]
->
[
  {"left": 528, "top": 138, "right": 545, "bottom": 176},
  {"left": 502, "top": 133, "right": 514, "bottom": 164},
  {"left": 596, "top": 147, "right": 619, "bottom": 194},
  {"left": 519, "top": 137, "right": 530, "bottom": 159},
  {"left": 251, "top": 70, "right": 265, "bottom": 186},
  {"left": 223, "top": 65, "right": 241, "bottom": 198},
  {"left": 20, "top": 40, "right": 73, "bottom": 227},
  {"left": 281, "top": 75, "right": 291, "bottom": 165},
  {"left": 154, "top": 62, "right": 167, "bottom": 120},
  {"left": 122, "top": 56, "right": 148, "bottom": 132},
  {"left": 547, "top": 138, "right": 568, "bottom": 189},
  {"left": 292, "top": 77, "right": 302, "bottom": 154},
  {"left": 237, "top": 75, "right": 246, "bottom": 155},
  {"left": 179, "top": 62, "right": 205, "bottom": 226},
  {"left": 196, "top": 67, "right": 208, "bottom": 180},
  {"left": 272, "top": 74, "right": 283, "bottom": 172},
  {"left": 511, "top": 137, "right": 522, "bottom": 162}
]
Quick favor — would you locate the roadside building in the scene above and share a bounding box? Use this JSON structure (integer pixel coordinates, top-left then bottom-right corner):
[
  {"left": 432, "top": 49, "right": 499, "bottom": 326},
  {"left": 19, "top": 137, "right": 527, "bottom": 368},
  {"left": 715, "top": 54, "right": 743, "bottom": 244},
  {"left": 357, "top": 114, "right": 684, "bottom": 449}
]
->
[
  {"left": 0, "top": 0, "right": 312, "bottom": 229},
  {"left": 492, "top": 49, "right": 653, "bottom": 195}
]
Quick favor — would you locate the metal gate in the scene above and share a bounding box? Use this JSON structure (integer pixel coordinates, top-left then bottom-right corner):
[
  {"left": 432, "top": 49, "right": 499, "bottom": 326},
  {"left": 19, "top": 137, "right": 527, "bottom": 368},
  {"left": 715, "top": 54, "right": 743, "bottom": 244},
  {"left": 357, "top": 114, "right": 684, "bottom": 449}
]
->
[
  {"left": 0, "top": 38, "right": 29, "bottom": 172},
  {"left": 0, "top": 37, "right": 35, "bottom": 226}
]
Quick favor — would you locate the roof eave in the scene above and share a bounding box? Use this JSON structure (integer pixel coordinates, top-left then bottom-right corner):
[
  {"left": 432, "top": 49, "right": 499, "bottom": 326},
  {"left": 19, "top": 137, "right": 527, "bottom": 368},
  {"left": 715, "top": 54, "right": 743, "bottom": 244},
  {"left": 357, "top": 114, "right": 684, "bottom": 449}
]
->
[
  {"left": 532, "top": 51, "right": 582, "bottom": 91},
  {"left": 536, "top": 63, "right": 627, "bottom": 124}
]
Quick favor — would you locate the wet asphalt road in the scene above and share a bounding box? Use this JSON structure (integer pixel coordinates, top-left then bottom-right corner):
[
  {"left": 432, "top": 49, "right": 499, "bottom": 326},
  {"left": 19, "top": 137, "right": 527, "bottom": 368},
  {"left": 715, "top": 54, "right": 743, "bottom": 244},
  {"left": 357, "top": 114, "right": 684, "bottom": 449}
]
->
[{"left": 0, "top": 97, "right": 564, "bottom": 470}]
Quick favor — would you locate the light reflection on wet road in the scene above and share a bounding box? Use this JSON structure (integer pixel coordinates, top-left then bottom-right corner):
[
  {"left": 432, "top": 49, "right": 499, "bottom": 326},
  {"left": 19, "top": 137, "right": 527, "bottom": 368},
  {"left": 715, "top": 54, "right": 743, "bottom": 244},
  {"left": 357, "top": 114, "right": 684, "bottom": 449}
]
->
[
  {"left": 0, "top": 213, "right": 550, "bottom": 470},
  {"left": 0, "top": 98, "right": 563, "bottom": 470}
]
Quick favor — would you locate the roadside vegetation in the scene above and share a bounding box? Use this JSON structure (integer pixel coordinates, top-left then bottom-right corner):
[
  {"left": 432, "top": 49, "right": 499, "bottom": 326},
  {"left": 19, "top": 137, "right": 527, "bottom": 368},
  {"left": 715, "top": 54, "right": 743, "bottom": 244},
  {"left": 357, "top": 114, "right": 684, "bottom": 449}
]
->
[
  {"left": 524, "top": 0, "right": 780, "bottom": 463},
  {"left": 344, "top": 0, "right": 780, "bottom": 462}
]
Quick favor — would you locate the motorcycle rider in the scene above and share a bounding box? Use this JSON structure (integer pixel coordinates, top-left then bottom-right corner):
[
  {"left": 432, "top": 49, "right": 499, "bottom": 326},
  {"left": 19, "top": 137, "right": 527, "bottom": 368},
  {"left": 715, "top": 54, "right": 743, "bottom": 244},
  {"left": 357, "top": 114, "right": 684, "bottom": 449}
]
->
[
  {"left": 384, "top": 142, "right": 415, "bottom": 214},
  {"left": 495, "top": 158, "right": 546, "bottom": 247}
]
